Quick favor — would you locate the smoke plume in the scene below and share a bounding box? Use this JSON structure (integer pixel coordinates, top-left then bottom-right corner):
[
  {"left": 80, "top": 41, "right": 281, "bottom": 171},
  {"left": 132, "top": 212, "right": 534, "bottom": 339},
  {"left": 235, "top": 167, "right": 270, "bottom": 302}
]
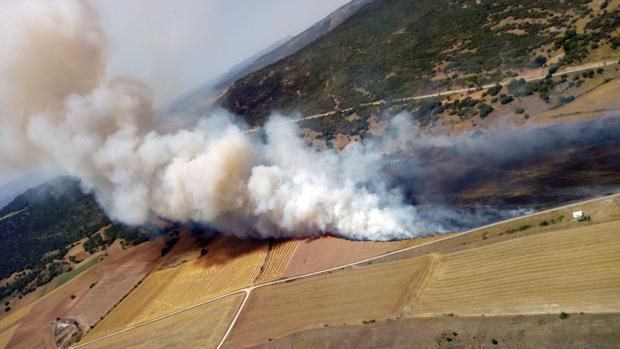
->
[
  {"left": 3, "top": 1, "right": 618, "bottom": 241},
  {"left": 0, "top": 0, "right": 440, "bottom": 241}
]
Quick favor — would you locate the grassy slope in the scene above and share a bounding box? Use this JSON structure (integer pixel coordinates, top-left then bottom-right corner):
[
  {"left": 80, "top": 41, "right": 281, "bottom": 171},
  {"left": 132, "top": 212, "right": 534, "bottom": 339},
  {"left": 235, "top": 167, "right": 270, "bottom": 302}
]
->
[
  {"left": 40, "top": 255, "right": 101, "bottom": 296},
  {"left": 220, "top": 0, "right": 613, "bottom": 126}
]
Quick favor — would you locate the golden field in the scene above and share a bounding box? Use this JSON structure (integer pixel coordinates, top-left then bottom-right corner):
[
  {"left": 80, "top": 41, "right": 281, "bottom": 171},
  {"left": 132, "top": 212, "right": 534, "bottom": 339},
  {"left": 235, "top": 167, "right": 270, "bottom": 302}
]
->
[
  {"left": 254, "top": 240, "right": 301, "bottom": 283},
  {"left": 76, "top": 293, "right": 244, "bottom": 349},
  {"left": 223, "top": 255, "right": 433, "bottom": 348},
  {"left": 83, "top": 236, "right": 268, "bottom": 339},
  {"left": 409, "top": 220, "right": 620, "bottom": 316}
]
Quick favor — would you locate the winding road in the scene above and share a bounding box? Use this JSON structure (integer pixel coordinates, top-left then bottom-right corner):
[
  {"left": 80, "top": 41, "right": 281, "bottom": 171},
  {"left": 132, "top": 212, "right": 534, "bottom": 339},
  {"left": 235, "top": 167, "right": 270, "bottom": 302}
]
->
[{"left": 293, "top": 59, "right": 619, "bottom": 123}]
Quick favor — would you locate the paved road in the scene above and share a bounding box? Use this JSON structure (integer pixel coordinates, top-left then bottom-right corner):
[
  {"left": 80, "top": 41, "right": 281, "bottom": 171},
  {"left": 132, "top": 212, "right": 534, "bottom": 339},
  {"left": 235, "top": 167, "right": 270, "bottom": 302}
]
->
[{"left": 71, "top": 193, "right": 619, "bottom": 349}]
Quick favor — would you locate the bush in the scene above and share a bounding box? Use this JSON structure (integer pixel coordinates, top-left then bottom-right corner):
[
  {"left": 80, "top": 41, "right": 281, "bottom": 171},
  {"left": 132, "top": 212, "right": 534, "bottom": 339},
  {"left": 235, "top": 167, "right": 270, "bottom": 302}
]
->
[
  {"left": 548, "top": 65, "right": 559, "bottom": 75},
  {"left": 515, "top": 107, "right": 525, "bottom": 114},
  {"left": 559, "top": 311, "right": 570, "bottom": 319},
  {"left": 534, "top": 55, "right": 547, "bottom": 67},
  {"left": 479, "top": 103, "right": 494, "bottom": 118},
  {"left": 487, "top": 83, "right": 502, "bottom": 96},
  {"left": 558, "top": 96, "right": 576, "bottom": 106},
  {"left": 500, "top": 95, "right": 514, "bottom": 105}
]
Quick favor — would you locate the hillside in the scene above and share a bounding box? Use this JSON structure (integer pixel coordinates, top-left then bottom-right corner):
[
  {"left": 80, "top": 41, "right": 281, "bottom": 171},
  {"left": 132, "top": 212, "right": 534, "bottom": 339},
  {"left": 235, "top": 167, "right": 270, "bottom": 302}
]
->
[
  {"left": 169, "top": 0, "right": 375, "bottom": 115},
  {"left": 0, "top": 179, "right": 149, "bottom": 302},
  {"left": 220, "top": 0, "right": 620, "bottom": 127}
]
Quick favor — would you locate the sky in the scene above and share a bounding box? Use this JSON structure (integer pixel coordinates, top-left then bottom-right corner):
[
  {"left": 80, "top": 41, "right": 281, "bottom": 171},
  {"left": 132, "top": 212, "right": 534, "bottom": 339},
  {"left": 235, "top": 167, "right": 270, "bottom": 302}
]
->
[
  {"left": 0, "top": 0, "right": 350, "bottom": 186},
  {"left": 91, "top": 0, "right": 350, "bottom": 106}
]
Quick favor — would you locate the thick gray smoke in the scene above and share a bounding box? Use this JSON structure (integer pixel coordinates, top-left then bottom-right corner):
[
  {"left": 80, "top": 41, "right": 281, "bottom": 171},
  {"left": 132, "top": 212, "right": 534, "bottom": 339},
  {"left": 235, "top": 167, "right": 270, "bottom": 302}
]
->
[{"left": 0, "top": 0, "right": 442, "bottom": 241}]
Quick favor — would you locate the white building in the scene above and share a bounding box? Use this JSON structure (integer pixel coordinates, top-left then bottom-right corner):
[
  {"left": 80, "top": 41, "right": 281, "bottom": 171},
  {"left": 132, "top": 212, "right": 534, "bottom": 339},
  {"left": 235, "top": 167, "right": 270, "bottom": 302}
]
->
[{"left": 572, "top": 211, "right": 585, "bottom": 219}]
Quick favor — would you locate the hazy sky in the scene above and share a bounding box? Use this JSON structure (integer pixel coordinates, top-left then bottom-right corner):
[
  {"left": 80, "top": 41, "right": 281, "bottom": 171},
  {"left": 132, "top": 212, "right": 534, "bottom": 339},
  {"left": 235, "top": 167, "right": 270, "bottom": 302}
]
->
[
  {"left": 0, "top": 0, "right": 349, "bottom": 186},
  {"left": 91, "top": 0, "right": 350, "bottom": 106}
]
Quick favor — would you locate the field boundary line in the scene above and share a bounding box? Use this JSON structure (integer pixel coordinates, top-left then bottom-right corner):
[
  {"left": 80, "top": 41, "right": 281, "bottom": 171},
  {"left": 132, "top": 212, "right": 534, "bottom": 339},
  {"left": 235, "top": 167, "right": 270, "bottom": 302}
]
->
[{"left": 73, "top": 192, "right": 619, "bottom": 349}]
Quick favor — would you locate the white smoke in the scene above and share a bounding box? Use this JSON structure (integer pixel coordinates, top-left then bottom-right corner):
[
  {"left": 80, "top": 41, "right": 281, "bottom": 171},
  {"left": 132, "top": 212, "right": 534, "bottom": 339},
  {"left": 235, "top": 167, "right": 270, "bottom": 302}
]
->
[{"left": 0, "top": 0, "right": 440, "bottom": 241}]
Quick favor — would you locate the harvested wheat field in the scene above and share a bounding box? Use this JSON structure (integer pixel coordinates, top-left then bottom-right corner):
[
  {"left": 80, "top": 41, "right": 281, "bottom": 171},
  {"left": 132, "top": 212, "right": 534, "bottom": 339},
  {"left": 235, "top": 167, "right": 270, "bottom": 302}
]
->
[
  {"left": 223, "top": 255, "right": 433, "bottom": 348},
  {"left": 0, "top": 302, "right": 35, "bottom": 344},
  {"left": 6, "top": 266, "right": 101, "bottom": 349},
  {"left": 66, "top": 239, "right": 164, "bottom": 331},
  {"left": 158, "top": 230, "right": 203, "bottom": 269},
  {"left": 75, "top": 293, "right": 244, "bottom": 349},
  {"left": 254, "top": 239, "right": 302, "bottom": 283},
  {"left": 84, "top": 236, "right": 268, "bottom": 340},
  {"left": 283, "top": 235, "right": 443, "bottom": 278},
  {"left": 0, "top": 324, "right": 19, "bottom": 349},
  {"left": 409, "top": 220, "right": 620, "bottom": 316}
]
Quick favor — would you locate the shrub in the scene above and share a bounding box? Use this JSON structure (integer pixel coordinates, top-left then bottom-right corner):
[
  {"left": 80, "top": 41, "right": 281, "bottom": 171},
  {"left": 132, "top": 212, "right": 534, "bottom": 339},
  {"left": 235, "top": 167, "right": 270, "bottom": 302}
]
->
[
  {"left": 487, "top": 83, "right": 502, "bottom": 96},
  {"left": 548, "top": 65, "right": 559, "bottom": 75},
  {"left": 479, "top": 104, "right": 494, "bottom": 118},
  {"left": 558, "top": 96, "right": 576, "bottom": 106},
  {"left": 560, "top": 312, "right": 570, "bottom": 319},
  {"left": 515, "top": 107, "right": 525, "bottom": 114},
  {"left": 534, "top": 55, "right": 547, "bottom": 67},
  {"left": 500, "top": 95, "right": 514, "bottom": 105}
]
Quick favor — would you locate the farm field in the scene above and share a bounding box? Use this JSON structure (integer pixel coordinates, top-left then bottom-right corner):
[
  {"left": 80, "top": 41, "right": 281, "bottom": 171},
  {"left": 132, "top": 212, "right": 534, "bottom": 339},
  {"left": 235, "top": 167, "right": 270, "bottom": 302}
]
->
[
  {"left": 254, "top": 240, "right": 301, "bottom": 283},
  {"left": 0, "top": 238, "right": 163, "bottom": 349},
  {"left": 222, "top": 194, "right": 620, "bottom": 347},
  {"left": 0, "top": 324, "right": 19, "bottom": 349},
  {"left": 255, "top": 312, "right": 620, "bottom": 349},
  {"left": 223, "top": 255, "right": 434, "bottom": 348},
  {"left": 282, "top": 235, "right": 444, "bottom": 277},
  {"left": 76, "top": 293, "right": 244, "bottom": 349},
  {"left": 83, "top": 236, "right": 269, "bottom": 340},
  {"left": 409, "top": 219, "right": 620, "bottom": 316}
]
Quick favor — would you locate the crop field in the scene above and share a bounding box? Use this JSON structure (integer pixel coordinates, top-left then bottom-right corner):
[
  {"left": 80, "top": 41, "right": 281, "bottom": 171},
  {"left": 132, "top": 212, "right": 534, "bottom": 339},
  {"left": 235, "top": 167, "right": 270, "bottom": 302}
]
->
[
  {"left": 256, "top": 313, "right": 620, "bottom": 349},
  {"left": 76, "top": 293, "right": 244, "bottom": 349},
  {"left": 84, "top": 236, "right": 268, "bottom": 340},
  {"left": 0, "top": 302, "right": 35, "bottom": 336},
  {"left": 282, "top": 235, "right": 444, "bottom": 277},
  {"left": 41, "top": 254, "right": 101, "bottom": 296},
  {"left": 0, "top": 324, "right": 19, "bottom": 349},
  {"left": 6, "top": 265, "right": 100, "bottom": 349},
  {"left": 65, "top": 239, "right": 164, "bottom": 332},
  {"left": 223, "top": 255, "right": 433, "bottom": 348},
  {"left": 254, "top": 240, "right": 301, "bottom": 283},
  {"left": 409, "top": 220, "right": 620, "bottom": 316}
]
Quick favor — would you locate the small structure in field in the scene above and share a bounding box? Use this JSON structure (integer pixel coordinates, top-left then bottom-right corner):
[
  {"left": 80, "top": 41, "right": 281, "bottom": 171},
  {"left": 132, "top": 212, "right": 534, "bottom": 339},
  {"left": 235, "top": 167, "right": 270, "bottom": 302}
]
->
[{"left": 572, "top": 211, "right": 590, "bottom": 222}]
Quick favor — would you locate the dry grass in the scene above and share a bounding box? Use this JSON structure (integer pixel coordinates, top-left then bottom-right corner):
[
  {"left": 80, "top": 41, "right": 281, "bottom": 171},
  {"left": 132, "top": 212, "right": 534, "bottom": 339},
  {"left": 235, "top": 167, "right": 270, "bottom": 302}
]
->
[
  {"left": 223, "top": 256, "right": 433, "bottom": 348},
  {"left": 77, "top": 293, "right": 244, "bottom": 349},
  {"left": 84, "top": 236, "right": 268, "bottom": 339},
  {"left": 0, "top": 324, "right": 20, "bottom": 349},
  {"left": 0, "top": 303, "right": 35, "bottom": 335},
  {"left": 254, "top": 240, "right": 302, "bottom": 283},
  {"left": 409, "top": 220, "right": 620, "bottom": 316}
]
